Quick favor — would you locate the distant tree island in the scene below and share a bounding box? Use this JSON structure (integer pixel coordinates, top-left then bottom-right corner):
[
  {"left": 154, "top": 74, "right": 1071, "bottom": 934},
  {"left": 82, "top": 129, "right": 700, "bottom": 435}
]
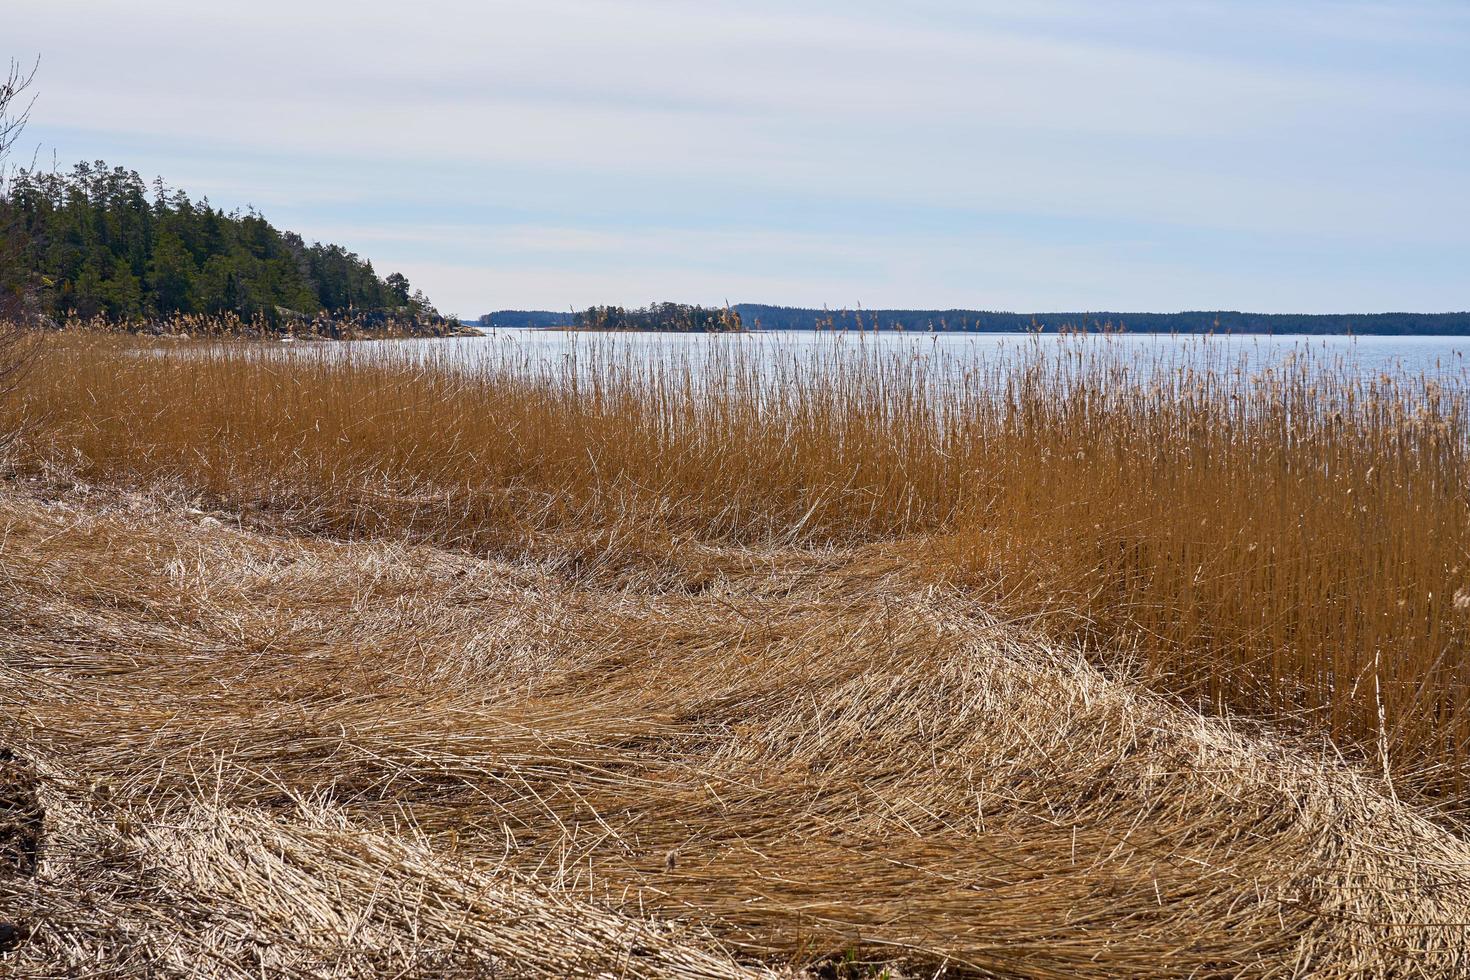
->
[
  {"left": 573, "top": 303, "right": 743, "bottom": 332},
  {"left": 480, "top": 304, "right": 743, "bottom": 332}
]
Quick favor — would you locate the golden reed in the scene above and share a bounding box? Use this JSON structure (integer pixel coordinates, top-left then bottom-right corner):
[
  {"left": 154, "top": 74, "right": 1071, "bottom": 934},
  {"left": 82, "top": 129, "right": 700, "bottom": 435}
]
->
[{"left": 9, "top": 329, "right": 1468, "bottom": 804}]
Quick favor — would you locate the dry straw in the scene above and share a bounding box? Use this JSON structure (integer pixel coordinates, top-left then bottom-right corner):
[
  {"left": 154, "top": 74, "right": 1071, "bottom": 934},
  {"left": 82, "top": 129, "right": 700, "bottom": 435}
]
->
[
  {"left": 0, "top": 481, "right": 1467, "bottom": 977},
  {"left": 8, "top": 330, "right": 1467, "bottom": 802}
]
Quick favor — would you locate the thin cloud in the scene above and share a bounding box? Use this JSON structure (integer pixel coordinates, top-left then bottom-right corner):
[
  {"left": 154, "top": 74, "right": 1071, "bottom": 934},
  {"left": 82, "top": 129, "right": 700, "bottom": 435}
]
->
[{"left": 8, "top": 0, "right": 1468, "bottom": 313}]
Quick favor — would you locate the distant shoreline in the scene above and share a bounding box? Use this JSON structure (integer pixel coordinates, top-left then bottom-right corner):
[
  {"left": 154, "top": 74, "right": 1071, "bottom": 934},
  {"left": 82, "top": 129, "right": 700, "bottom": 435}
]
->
[{"left": 478, "top": 307, "right": 1470, "bottom": 336}]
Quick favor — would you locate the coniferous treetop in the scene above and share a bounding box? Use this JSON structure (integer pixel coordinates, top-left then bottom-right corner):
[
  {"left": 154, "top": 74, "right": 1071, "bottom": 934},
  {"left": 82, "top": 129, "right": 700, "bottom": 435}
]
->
[{"left": 2, "top": 161, "right": 450, "bottom": 328}]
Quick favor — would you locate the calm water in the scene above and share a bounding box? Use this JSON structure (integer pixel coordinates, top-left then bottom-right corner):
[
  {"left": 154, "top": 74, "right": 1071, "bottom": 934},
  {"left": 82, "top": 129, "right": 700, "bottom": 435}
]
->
[{"left": 346, "top": 330, "right": 1470, "bottom": 385}]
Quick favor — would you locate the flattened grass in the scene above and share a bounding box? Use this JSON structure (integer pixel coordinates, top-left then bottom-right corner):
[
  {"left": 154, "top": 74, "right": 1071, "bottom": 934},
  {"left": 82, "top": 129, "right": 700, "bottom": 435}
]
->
[{"left": 7, "top": 330, "right": 1468, "bottom": 801}]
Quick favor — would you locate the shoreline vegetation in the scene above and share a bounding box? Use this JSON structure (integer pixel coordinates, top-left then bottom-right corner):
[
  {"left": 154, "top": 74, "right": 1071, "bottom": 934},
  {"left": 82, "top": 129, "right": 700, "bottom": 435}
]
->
[
  {"left": 41, "top": 311, "right": 484, "bottom": 340},
  {"left": 7, "top": 329, "right": 1468, "bottom": 804},
  {"left": 2, "top": 325, "right": 1470, "bottom": 975}
]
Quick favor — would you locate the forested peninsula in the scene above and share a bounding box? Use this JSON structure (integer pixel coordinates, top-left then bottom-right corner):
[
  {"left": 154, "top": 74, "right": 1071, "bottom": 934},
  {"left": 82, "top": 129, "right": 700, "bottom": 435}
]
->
[{"left": 1, "top": 161, "right": 460, "bottom": 335}]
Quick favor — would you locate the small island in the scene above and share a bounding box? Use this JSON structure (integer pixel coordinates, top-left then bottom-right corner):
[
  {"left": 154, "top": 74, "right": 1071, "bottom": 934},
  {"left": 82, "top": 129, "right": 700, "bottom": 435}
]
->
[{"left": 572, "top": 302, "right": 744, "bottom": 332}]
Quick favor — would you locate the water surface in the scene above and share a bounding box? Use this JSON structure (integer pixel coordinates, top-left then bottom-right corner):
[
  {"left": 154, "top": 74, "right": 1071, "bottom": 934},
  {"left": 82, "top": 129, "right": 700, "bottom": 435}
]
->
[{"left": 346, "top": 330, "right": 1470, "bottom": 386}]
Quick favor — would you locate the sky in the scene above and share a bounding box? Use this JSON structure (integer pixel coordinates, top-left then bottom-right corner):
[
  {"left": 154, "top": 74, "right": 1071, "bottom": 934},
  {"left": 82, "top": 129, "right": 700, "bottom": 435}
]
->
[{"left": 8, "top": 0, "right": 1470, "bottom": 316}]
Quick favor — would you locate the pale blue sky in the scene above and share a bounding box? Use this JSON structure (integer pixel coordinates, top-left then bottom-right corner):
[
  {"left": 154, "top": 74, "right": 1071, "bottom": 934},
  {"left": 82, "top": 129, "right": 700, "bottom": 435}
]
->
[{"left": 10, "top": 0, "right": 1469, "bottom": 316}]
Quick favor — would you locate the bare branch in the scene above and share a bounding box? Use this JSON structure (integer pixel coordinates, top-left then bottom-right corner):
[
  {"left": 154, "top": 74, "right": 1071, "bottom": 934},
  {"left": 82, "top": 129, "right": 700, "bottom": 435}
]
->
[
  {"left": 0, "top": 56, "right": 41, "bottom": 395},
  {"left": 0, "top": 57, "right": 39, "bottom": 167}
]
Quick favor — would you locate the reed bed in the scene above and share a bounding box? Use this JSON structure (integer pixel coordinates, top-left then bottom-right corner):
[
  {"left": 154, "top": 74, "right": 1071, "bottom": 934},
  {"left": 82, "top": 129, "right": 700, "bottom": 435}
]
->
[
  {"left": 2, "top": 479, "right": 1470, "bottom": 977},
  {"left": 7, "top": 330, "right": 1467, "bottom": 805}
]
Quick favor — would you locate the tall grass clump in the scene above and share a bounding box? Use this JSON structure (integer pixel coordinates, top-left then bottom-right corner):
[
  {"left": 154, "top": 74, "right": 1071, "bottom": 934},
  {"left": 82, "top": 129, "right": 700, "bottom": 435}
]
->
[
  {"left": 6, "top": 329, "right": 1468, "bottom": 802},
  {"left": 947, "top": 345, "right": 1470, "bottom": 802}
]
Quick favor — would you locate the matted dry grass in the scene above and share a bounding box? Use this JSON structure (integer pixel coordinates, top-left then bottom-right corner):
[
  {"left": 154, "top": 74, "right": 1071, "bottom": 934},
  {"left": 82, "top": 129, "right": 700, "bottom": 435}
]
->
[
  {"left": 2, "top": 479, "right": 1469, "bottom": 977},
  {"left": 6, "top": 333, "right": 1469, "bottom": 802}
]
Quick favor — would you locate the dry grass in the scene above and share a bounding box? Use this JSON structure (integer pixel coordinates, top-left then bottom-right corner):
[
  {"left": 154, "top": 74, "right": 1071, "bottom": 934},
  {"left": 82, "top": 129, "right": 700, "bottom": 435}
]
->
[
  {"left": 6, "top": 331, "right": 1468, "bottom": 803},
  {"left": 1, "top": 480, "right": 1469, "bottom": 977}
]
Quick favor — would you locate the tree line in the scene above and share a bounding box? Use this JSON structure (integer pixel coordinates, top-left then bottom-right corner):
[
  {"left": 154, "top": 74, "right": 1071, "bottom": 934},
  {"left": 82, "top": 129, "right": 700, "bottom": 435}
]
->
[
  {"left": 482, "top": 304, "right": 1470, "bottom": 335},
  {"left": 734, "top": 305, "right": 1470, "bottom": 335},
  {"left": 1, "top": 160, "right": 450, "bottom": 329}
]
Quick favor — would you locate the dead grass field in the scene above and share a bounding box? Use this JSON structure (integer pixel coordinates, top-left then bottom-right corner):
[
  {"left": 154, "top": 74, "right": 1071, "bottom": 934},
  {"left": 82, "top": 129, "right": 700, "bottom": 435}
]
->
[
  {"left": 7, "top": 334, "right": 1470, "bottom": 799},
  {"left": 2, "top": 331, "right": 1469, "bottom": 976},
  {"left": 2, "top": 478, "right": 1469, "bottom": 978}
]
